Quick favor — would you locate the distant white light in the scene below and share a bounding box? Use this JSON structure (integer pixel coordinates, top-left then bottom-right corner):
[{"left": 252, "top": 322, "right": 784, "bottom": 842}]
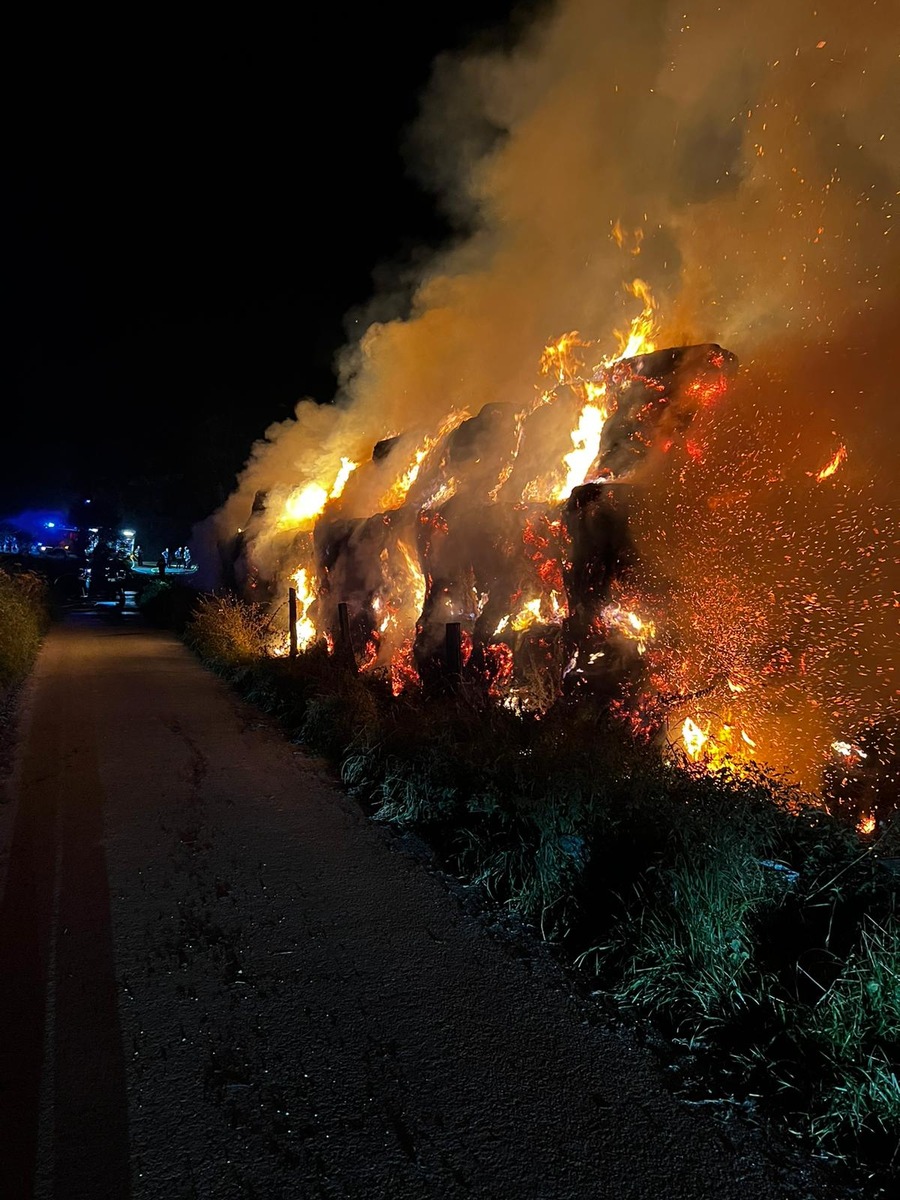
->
[
  {"left": 122, "top": 529, "right": 135, "bottom": 538},
  {"left": 46, "top": 521, "right": 55, "bottom": 528}
]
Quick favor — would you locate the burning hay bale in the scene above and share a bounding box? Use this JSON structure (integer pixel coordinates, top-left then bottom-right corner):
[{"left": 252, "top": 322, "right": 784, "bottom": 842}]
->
[
  {"left": 313, "top": 506, "right": 425, "bottom": 674},
  {"left": 588, "top": 343, "right": 738, "bottom": 481},
  {"left": 312, "top": 514, "right": 380, "bottom": 656},
  {"left": 232, "top": 340, "right": 740, "bottom": 711},
  {"left": 559, "top": 482, "right": 645, "bottom": 698},
  {"left": 407, "top": 343, "right": 739, "bottom": 702}
]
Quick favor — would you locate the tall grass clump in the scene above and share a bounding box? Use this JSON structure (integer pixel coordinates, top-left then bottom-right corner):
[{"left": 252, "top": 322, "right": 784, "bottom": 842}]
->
[
  {"left": 794, "top": 915, "right": 900, "bottom": 1157},
  {"left": 0, "top": 568, "right": 50, "bottom": 690},
  {"left": 603, "top": 829, "right": 787, "bottom": 1032},
  {"left": 454, "top": 791, "right": 592, "bottom": 940},
  {"left": 183, "top": 591, "right": 276, "bottom": 669}
]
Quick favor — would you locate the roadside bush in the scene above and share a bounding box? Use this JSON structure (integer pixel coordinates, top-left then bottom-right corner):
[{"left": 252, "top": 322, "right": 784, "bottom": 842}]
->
[{"left": 0, "top": 568, "right": 50, "bottom": 690}]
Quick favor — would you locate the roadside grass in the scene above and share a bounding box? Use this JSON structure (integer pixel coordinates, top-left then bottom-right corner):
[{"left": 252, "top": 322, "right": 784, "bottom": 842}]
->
[
  {"left": 0, "top": 567, "right": 51, "bottom": 692},
  {"left": 800, "top": 915, "right": 900, "bottom": 1152},
  {"left": 182, "top": 595, "right": 900, "bottom": 1185}
]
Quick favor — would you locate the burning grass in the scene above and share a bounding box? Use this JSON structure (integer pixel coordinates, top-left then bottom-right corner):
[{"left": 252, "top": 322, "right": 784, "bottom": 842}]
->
[{"left": 182, "top": 593, "right": 900, "bottom": 1185}]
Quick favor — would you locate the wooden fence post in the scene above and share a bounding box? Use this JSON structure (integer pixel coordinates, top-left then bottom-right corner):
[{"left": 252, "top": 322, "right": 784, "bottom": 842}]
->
[
  {"left": 445, "top": 622, "right": 462, "bottom": 683},
  {"left": 337, "top": 601, "right": 356, "bottom": 669}
]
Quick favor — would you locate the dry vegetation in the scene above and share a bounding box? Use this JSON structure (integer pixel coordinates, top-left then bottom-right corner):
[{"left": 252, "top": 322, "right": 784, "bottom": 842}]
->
[
  {"left": 181, "top": 591, "right": 900, "bottom": 1191},
  {"left": 0, "top": 568, "right": 50, "bottom": 694}
]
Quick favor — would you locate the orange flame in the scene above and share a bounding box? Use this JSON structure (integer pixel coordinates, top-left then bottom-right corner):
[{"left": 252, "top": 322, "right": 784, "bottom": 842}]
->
[
  {"left": 530, "top": 282, "right": 659, "bottom": 502},
  {"left": 282, "top": 482, "right": 328, "bottom": 526},
  {"left": 679, "top": 714, "right": 761, "bottom": 774},
  {"left": 681, "top": 717, "right": 708, "bottom": 759},
  {"left": 280, "top": 457, "right": 359, "bottom": 528},
  {"left": 606, "top": 279, "right": 658, "bottom": 364},
  {"left": 810, "top": 444, "right": 847, "bottom": 482},
  {"left": 554, "top": 390, "right": 609, "bottom": 500},
  {"left": 539, "top": 331, "right": 592, "bottom": 385},
  {"left": 602, "top": 604, "right": 656, "bottom": 654},
  {"left": 290, "top": 566, "right": 318, "bottom": 650},
  {"left": 379, "top": 411, "right": 468, "bottom": 510},
  {"left": 330, "top": 456, "right": 358, "bottom": 499}
]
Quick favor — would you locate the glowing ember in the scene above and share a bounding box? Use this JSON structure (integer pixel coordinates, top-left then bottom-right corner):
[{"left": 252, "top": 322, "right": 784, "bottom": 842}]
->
[
  {"left": 857, "top": 812, "right": 876, "bottom": 835},
  {"left": 389, "top": 638, "right": 420, "bottom": 696},
  {"left": 359, "top": 636, "right": 379, "bottom": 672}
]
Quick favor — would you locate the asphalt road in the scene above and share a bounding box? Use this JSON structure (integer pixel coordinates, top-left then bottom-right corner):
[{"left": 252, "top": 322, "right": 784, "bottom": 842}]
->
[{"left": 0, "top": 603, "right": 838, "bottom": 1199}]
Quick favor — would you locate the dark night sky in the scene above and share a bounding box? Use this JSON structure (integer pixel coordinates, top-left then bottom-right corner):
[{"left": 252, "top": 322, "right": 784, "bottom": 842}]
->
[{"left": 0, "top": 6, "right": 530, "bottom": 543}]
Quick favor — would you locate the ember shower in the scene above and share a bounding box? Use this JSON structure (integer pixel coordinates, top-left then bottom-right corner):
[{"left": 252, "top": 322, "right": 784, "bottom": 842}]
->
[{"left": 197, "top": 0, "right": 899, "bottom": 797}]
